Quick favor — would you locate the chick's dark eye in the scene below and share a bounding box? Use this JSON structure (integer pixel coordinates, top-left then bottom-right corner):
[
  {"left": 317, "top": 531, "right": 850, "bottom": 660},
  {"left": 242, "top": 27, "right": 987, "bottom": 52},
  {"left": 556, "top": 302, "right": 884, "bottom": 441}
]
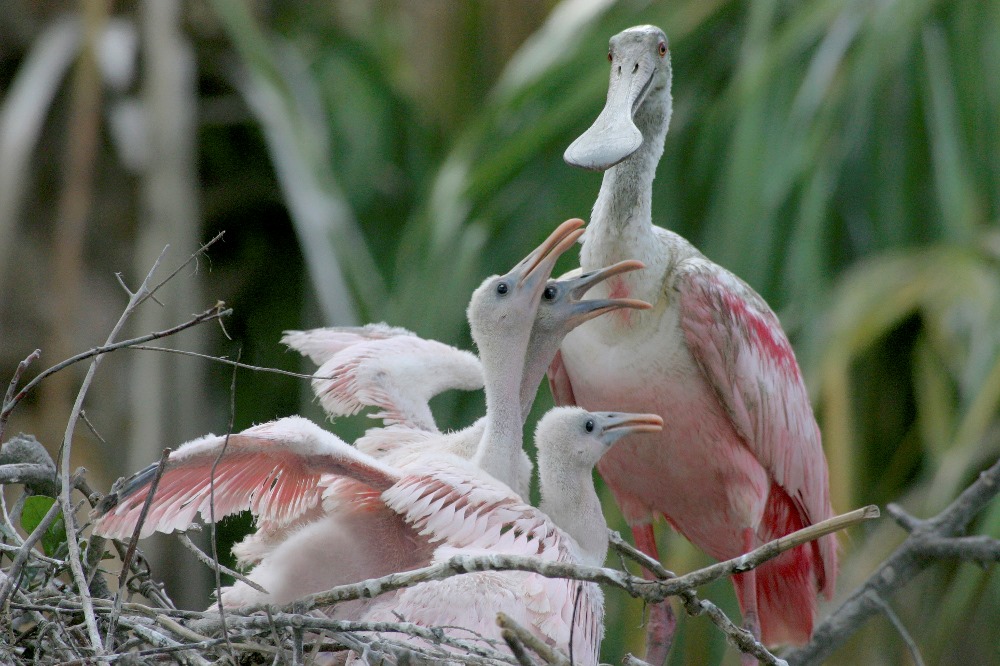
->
[
  {"left": 585, "top": 419, "right": 595, "bottom": 433},
  {"left": 658, "top": 42, "right": 667, "bottom": 57},
  {"left": 543, "top": 285, "right": 558, "bottom": 301},
  {"left": 496, "top": 282, "right": 509, "bottom": 295}
]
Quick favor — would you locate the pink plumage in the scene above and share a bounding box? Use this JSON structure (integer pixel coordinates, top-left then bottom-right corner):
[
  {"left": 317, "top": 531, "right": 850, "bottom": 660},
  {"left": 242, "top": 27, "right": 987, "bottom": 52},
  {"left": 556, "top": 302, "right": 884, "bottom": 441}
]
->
[
  {"left": 282, "top": 325, "right": 483, "bottom": 431},
  {"left": 93, "top": 415, "right": 604, "bottom": 664},
  {"left": 555, "top": 24, "right": 837, "bottom": 647}
]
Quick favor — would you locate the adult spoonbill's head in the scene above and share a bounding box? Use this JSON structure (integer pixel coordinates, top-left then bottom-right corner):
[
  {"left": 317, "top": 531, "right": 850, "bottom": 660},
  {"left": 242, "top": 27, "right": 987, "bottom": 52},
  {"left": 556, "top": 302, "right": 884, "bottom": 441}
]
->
[
  {"left": 564, "top": 25, "right": 672, "bottom": 171},
  {"left": 467, "top": 218, "right": 584, "bottom": 340}
]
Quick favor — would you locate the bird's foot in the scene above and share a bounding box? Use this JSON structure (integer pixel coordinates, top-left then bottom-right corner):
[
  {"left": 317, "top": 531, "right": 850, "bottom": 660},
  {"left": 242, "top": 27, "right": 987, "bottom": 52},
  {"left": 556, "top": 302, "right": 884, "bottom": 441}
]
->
[{"left": 643, "top": 599, "right": 676, "bottom": 666}]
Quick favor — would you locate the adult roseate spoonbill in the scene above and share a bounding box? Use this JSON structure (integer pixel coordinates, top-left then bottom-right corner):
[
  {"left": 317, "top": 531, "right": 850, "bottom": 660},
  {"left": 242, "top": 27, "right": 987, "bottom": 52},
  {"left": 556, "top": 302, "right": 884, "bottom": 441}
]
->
[
  {"left": 550, "top": 25, "right": 837, "bottom": 648},
  {"left": 357, "top": 407, "right": 663, "bottom": 665}
]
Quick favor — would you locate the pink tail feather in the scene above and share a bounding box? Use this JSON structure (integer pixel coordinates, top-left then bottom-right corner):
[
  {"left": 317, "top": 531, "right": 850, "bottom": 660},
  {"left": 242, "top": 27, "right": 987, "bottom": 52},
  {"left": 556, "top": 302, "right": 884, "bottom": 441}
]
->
[{"left": 734, "top": 483, "right": 834, "bottom": 646}]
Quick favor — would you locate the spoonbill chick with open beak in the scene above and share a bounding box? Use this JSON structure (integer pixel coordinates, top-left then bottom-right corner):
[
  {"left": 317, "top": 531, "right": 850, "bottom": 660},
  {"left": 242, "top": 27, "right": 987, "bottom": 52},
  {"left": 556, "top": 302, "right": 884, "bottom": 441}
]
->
[{"left": 92, "top": 220, "right": 650, "bottom": 617}]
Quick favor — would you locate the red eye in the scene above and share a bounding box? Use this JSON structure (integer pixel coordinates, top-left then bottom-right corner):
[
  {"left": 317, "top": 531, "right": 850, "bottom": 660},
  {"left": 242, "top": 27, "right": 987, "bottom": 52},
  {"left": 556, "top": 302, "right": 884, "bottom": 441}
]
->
[
  {"left": 658, "top": 42, "right": 667, "bottom": 57},
  {"left": 607, "top": 50, "right": 613, "bottom": 62}
]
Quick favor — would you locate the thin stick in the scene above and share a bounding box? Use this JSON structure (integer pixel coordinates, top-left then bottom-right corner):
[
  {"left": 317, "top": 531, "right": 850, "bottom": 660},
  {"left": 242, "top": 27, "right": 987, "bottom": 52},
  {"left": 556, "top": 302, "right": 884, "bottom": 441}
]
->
[
  {"left": 130, "top": 344, "right": 326, "bottom": 380},
  {"left": 656, "top": 506, "right": 880, "bottom": 599},
  {"left": 0, "top": 349, "right": 40, "bottom": 444},
  {"left": 501, "top": 629, "right": 538, "bottom": 666},
  {"left": 867, "top": 591, "right": 925, "bottom": 666},
  {"left": 175, "top": 532, "right": 268, "bottom": 594},
  {"left": 241, "top": 505, "right": 879, "bottom": 616},
  {"left": 106, "top": 447, "right": 171, "bottom": 646},
  {"left": 609, "top": 532, "right": 785, "bottom": 665},
  {"left": 207, "top": 347, "right": 241, "bottom": 659},
  {"left": 1, "top": 304, "right": 230, "bottom": 421},
  {"left": 497, "top": 612, "right": 567, "bottom": 665},
  {"left": 0, "top": 497, "right": 62, "bottom": 607}
]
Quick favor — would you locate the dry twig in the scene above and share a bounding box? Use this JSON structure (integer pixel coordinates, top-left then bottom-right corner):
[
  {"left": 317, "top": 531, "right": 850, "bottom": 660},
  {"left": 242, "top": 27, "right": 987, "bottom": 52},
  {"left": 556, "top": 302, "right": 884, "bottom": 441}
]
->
[{"left": 785, "top": 456, "right": 1000, "bottom": 665}]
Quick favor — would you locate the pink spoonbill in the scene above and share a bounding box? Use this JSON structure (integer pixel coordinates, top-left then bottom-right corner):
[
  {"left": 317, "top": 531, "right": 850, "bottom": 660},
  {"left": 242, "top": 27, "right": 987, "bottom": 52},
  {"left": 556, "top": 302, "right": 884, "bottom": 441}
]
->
[{"left": 550, "top": 24, "right": 838, "bottom": 651}]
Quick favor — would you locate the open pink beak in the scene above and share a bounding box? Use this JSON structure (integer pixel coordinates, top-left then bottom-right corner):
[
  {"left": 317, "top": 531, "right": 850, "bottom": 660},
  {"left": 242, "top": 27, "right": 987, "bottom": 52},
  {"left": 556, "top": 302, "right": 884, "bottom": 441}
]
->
[{"left": 506, "top": 218, "right": 585, "bottom": 296}]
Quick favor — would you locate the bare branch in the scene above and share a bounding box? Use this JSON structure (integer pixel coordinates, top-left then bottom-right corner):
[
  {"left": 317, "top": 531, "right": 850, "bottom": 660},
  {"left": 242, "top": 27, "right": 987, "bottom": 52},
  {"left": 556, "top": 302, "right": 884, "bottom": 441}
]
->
[
  {"left": 866, "top": 591, "right": 925, "bottom": 666},
  {"left": 501, "top": 628, "right": 539, "bottom": 666},
  {"left": 0, "top": 496, "right": 62, "bottom": 607},
  {"left": 609, "top": 532, "right": 786, "bottom": 665},
  {"left": 175, "top": 531, "right": 269, "bottom": 594},
  {"left": 785, "top": 456, "right": 1000, "bottom": 665},
  {"left": 206, "top": 345, "right": 241, "bottom": 659},
  {"left": 912, "top": 534, "right": 1000, "bottom": 563},
  {"left": 0, "top": 303, "right": 230, "bottom": 422},
  {"left": 0, "top": 349, "right": 40, "bottom": 443},
  {"left": 130, "top": 344, "right": 323, "bottom": 380},
  {"left": 106, "top": 447, "right": 171, "bottom": 646},
  {"left": 497, "top": 612, "right": 566, "bottom": 665},
  {"left": 0, "top": 463, "right": 58, "bottom": 486}
]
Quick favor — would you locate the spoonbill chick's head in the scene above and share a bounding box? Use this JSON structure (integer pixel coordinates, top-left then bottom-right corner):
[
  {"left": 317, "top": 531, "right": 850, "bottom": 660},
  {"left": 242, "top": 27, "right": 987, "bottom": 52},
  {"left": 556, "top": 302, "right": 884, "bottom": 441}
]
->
[
  {"left": 536, "top": 259, "right": 651, "bottom": 338},
  {"left": 536, "top": 407, "right": 663, "bottom": 470},
  {"left": 467, "top": 218, "right": 584, "bottom": 350},
  {"left": 565, "top": 24, "right": 672, "bottom": 171}
]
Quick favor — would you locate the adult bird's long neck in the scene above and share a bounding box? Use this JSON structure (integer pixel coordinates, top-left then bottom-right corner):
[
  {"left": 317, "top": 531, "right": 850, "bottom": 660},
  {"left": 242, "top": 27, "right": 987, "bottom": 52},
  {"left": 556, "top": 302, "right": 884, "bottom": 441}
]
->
[{"left": 583, "top": 86, "right": 672, "bottom": 305}]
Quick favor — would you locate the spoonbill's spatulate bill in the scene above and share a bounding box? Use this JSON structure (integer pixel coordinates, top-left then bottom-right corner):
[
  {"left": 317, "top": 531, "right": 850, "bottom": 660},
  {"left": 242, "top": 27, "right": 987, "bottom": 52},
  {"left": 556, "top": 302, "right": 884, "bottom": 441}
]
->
[{"left": 550, "top": 25, "right": 837, "bottom": 648}]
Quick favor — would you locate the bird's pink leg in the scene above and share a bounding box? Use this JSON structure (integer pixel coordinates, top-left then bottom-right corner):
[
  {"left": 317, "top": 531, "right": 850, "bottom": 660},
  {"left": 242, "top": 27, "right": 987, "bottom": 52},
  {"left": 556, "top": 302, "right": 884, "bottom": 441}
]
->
[
  {"left": 734, "top": 527, "right": 760, "bottom": 666},
  {"left": 632, "top": 523, "right": 675, "bottom": 666}
]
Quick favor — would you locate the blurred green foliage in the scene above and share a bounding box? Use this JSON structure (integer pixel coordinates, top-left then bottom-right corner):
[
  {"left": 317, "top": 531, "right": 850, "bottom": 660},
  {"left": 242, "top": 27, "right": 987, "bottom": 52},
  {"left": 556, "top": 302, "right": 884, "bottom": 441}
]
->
[
  {"left": 199, "top": 0, "right": 999, "bottom": 663},
  {"left": 3, "top": 0, "right": 996, "bottom": 663}
]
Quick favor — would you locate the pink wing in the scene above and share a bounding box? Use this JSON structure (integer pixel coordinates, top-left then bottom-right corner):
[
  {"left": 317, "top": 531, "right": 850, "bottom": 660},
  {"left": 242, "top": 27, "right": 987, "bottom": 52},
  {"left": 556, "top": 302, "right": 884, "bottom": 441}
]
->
[
  {"left": 285, "top": 325, "right": 483, "bottom": 431},
  {"left": 675, "top": 259, "right": 837, "bottom": 596},
  {"left": 93, "top": 416, "right": 400, "bottom": 539},
  {"left": 377, "top": 461, "right": 604, "bottom": 663},
  {"left": 281, "top": 323, "right": 414, "bottom": 365}
]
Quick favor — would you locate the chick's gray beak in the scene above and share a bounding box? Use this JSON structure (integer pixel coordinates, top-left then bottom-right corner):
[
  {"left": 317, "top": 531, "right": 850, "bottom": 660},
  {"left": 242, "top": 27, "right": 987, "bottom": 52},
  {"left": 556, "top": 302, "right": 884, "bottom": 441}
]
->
[{"left": 600, "top": 412, "right": 664, "bottom": 446}]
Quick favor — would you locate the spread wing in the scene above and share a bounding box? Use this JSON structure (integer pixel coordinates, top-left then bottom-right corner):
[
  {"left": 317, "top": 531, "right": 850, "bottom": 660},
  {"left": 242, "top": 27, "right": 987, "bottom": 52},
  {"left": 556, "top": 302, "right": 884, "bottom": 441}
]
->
[
  {"left": 379, "top": 462, "right": 604, "bottom": 663},
  {"left": 285, "top": 325, "right": 484, "bottom": 431},
  {"left": 93, "top": 416, "right": 400, "bottom": 539},
  {"left": 675, "top": 258, "right": 836, "bottom": 594},
  {"left": 281, "top": 323, "right": 415, "bottom": 365}
]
